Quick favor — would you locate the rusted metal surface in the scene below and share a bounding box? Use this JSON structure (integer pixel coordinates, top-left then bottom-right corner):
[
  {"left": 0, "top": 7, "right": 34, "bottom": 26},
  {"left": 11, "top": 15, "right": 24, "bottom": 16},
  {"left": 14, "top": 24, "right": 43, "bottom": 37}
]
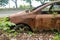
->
[{"left": 9, "top": 1, "right": 60, "bottom": 31}]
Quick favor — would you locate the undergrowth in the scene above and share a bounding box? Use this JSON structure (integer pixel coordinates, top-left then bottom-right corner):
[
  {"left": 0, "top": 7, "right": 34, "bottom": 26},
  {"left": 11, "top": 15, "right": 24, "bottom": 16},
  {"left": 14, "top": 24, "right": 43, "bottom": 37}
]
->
[{"left": 0, "top": 17, "right": 17, "bottom": 37}]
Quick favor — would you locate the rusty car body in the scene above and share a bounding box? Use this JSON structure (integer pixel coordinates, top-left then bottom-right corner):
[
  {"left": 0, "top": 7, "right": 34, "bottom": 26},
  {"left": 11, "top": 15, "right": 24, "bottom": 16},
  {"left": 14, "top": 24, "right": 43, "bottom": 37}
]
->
[{"left": 9, "top": 1, "right": 60, "bottom": 32}]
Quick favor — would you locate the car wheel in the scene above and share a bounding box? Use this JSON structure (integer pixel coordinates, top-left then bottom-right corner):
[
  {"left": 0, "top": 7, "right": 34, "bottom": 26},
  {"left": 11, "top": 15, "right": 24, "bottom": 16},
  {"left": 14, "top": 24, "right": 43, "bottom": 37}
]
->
[{"left": 14, "top": 24, "right": 32, "bottom": 33}]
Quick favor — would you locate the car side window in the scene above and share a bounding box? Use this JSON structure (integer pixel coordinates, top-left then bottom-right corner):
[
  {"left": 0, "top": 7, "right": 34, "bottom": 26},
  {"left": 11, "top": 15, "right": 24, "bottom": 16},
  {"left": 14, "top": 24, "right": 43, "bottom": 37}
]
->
[
  {"left": 41, "top": 2, "right": 60, "bottom": 14},
  {"left": 51, "top": 4, "right": 60, "bottom": 11},
  {"left": 49, "top": 2, "right": 60, "bottom": 14},
  {"left": 42, "top": 2, "right": 60, "bottom": 11},
  {"left": 41, "top": 5, "right": 52, "bottom": 14}
]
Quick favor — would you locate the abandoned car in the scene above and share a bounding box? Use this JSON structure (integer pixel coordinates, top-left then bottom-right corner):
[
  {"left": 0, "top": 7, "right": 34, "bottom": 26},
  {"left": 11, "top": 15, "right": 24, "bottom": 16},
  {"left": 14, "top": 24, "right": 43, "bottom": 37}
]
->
[{"left": 9, "top": 1, "right": 60, "bottom": 32}]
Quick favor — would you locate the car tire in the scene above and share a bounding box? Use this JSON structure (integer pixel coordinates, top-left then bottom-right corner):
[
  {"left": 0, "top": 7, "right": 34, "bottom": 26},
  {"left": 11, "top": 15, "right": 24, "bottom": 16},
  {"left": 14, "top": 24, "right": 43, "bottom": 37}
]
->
[{"left": 14, "top": 24, "right": 32, "bottom": 33}]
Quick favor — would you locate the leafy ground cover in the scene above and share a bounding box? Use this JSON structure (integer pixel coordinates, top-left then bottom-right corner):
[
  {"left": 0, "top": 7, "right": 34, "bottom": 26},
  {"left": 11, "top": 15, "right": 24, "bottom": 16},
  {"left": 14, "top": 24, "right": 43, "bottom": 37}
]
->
[{"left": 0, "top": 17, "right": 60, "bottom": 40}]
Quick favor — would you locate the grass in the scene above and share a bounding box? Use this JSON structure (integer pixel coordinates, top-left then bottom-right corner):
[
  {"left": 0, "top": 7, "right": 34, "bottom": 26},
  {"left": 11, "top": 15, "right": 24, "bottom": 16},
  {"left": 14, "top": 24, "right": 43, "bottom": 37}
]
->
[{"left": 54, "top": 33, "right": 60, "bottom": 40}]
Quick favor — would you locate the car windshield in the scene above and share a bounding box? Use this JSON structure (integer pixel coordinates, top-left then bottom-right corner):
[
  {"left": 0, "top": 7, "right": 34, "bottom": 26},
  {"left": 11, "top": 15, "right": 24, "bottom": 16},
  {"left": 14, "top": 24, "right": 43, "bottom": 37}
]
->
[{"left": 32, "top": 3, "right": 48, "bottom": 11}]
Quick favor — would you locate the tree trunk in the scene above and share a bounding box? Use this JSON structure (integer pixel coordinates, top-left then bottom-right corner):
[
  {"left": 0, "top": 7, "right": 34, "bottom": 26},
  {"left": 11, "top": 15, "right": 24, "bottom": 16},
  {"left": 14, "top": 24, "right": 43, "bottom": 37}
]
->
[
  {"left": 15, "top": 0, "right": 17, "bottom": 8},
  {"left": 40, "top": 0, "right": 45, "bottom": 4},
  {"left": 29, "top": 0, "right": 32, "bottom": 8}
]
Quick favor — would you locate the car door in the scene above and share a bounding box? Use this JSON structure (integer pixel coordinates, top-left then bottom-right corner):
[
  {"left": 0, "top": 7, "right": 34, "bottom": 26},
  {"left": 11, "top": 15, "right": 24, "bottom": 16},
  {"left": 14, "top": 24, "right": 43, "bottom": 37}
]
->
[
  {"left": 35, "top": 2, "right": 60, "bottom": 31},
  {"left": 51, "top": 2, "right": 60, "bottom": 31}
]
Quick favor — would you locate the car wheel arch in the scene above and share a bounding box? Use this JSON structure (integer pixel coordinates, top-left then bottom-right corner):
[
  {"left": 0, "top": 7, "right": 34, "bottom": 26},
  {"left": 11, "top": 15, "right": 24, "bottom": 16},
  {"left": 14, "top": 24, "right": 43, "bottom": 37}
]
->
[{"left": 16, "top": 23, "right": 33, "bottom": 32}]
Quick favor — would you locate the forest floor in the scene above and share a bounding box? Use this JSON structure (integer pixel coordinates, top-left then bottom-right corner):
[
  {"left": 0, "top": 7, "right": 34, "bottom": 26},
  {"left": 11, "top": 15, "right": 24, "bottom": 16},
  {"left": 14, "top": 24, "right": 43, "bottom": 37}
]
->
[{"left": 0, "top": 31, "right": 60, "bottom": 40}]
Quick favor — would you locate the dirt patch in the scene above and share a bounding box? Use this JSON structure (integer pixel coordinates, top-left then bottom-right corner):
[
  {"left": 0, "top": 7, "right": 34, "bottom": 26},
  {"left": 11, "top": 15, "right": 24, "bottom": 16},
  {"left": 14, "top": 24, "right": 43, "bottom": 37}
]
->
[
  {"left": 16, "top": 32, "right": 55, "bottom": 40},
  {"left": 0, "top": 31, "right": 59, "bottom": 40}
]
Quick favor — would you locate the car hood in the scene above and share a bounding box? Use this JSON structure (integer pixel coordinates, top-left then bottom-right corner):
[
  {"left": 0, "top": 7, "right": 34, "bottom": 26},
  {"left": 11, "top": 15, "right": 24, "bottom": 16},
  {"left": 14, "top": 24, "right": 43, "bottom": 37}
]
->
[{"left": 9, "top": 10, "right": 31, "bottom": 18}]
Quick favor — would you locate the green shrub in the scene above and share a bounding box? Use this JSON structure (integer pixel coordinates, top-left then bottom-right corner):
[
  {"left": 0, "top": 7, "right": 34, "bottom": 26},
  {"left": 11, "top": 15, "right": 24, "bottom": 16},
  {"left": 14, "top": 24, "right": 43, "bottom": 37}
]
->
[
  {"left": 0, "top": 17, "right": 16, "bottom": 33},
  {"left": 53, "top": 12, "right": 58, "bottom": 16},
  {"left": 54, "top": 33, "right": 60, "bottom": 40},
  {"left": 19, "top": 5, "right": 34, "bottom": 10},
  {"left": 19, "top": 5, "right": 30, "bottom": 10}
]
